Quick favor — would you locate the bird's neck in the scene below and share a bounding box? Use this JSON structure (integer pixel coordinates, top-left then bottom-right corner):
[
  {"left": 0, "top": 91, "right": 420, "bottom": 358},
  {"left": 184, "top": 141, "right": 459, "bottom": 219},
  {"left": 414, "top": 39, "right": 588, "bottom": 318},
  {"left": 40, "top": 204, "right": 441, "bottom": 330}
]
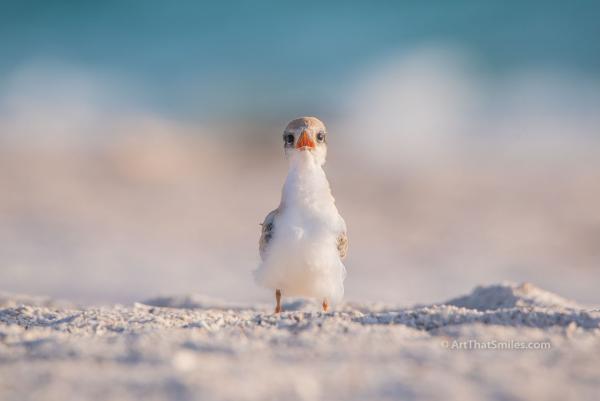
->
[{"left": 280, "top": 151, "right": 335, "bottom": 211}]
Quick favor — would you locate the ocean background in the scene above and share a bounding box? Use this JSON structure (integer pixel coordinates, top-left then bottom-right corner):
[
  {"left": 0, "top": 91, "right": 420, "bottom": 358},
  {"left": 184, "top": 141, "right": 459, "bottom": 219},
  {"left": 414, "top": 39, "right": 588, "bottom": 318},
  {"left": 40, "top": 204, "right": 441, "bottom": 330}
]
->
[{"left": 1, "top": 1, "right": 599, "bottom": 304}]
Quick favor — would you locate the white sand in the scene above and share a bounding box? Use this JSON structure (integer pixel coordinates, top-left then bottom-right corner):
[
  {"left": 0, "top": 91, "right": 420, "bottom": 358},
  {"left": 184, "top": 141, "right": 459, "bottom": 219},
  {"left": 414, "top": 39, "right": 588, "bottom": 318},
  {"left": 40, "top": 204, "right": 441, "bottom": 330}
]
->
[{"left": 1, "top": 283, "right": 599, "bottom": 401}]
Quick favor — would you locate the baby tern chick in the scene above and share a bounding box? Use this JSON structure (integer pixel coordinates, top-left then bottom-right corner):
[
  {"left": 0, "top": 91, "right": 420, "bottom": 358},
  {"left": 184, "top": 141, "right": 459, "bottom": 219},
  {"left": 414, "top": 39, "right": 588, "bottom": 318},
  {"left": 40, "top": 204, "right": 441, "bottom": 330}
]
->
[{"left": 254, "top": 117, "right": 348, "bottom": 313}]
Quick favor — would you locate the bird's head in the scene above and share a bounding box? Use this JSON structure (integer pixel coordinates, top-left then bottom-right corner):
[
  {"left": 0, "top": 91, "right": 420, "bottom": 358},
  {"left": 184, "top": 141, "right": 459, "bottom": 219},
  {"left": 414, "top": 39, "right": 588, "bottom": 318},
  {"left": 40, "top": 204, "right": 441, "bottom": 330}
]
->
[{"left": 282, "top": 116, "right": 328, "bottom": 165}]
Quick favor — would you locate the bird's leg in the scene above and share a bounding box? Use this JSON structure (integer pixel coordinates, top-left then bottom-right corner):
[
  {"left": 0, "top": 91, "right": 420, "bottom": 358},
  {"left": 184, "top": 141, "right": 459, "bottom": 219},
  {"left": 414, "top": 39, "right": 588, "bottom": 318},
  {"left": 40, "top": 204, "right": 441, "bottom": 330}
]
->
[
  {"left": 275, "top": 289, "right": 282, "bottom": 313},
  {"left": 322, "top": 298, "right": 329, "bottom": 312}
]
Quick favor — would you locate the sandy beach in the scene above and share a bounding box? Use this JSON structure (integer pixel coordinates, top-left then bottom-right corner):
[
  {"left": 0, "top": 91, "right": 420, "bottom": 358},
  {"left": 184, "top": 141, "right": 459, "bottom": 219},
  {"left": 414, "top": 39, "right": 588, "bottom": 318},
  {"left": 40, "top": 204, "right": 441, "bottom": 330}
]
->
[{"left": 1, "top": 282, "right": 599, "bottom": 401}]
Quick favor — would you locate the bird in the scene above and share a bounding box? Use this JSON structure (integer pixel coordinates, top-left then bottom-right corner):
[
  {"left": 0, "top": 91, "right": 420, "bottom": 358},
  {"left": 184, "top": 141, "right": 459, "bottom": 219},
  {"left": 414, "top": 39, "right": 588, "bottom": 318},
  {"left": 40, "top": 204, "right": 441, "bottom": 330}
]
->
[{"left": 254, "top": 116, "right": 348, "bottom": 313}]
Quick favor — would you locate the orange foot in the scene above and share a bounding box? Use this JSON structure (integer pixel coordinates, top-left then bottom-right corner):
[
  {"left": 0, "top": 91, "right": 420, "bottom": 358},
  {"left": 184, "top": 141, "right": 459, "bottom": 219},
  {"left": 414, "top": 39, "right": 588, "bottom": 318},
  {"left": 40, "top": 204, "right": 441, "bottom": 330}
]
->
[{"left": 275, "top": 289, "right": 282, "bottom": 314}]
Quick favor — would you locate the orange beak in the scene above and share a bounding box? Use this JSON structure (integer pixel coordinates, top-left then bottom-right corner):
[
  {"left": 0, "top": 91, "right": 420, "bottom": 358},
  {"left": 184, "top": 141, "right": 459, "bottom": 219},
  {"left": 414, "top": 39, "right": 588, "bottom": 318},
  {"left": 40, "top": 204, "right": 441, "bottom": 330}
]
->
[{"left": 296, "top": 130, "right": 316, "bottom": 150}]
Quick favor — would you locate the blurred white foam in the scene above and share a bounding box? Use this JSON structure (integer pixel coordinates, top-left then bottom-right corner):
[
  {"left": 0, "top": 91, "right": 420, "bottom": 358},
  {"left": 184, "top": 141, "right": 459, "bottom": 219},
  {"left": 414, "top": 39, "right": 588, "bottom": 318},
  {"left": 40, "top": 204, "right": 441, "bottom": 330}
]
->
[
  {"left": 341, "top": 47, "right": 600, "bottom": 167},
  {"left": 0, "top": 61, "right": 148, "bottom": 148}
]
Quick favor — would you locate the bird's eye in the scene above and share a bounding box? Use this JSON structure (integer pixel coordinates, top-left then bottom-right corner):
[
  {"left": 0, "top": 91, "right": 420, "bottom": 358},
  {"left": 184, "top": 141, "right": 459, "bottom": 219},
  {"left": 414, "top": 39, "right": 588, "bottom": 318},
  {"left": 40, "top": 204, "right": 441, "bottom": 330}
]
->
[
  {"left": 316, "top": 132, "right": 325, "bottom": 142},
  {"left": 284, "top": 134, "right": 294, "bottom": 145}
]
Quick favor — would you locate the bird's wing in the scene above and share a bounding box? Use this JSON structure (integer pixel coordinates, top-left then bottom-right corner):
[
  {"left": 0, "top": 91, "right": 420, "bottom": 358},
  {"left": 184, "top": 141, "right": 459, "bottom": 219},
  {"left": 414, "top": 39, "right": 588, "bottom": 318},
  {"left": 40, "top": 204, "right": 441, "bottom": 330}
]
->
[
  {"left": 259, "top": 208, "right": 278, "bottom": 261},
  {"left": 337, "top": 231, "right": 348, "bottom": 259}
]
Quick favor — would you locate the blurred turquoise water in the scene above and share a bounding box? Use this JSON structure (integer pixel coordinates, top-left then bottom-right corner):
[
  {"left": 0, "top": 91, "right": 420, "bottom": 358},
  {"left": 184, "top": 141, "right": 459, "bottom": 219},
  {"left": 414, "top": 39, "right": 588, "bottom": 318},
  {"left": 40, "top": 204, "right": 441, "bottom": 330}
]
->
[{"left": 1, "top": 1, "right": 598, "bottom": 118}]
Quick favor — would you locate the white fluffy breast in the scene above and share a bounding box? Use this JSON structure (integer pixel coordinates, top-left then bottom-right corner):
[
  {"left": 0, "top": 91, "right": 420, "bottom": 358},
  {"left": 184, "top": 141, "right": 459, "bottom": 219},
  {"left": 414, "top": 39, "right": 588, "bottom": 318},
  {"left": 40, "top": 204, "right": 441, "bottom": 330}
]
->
[{"left": 254, "top": 151, "right": 347, "bottom": 302}]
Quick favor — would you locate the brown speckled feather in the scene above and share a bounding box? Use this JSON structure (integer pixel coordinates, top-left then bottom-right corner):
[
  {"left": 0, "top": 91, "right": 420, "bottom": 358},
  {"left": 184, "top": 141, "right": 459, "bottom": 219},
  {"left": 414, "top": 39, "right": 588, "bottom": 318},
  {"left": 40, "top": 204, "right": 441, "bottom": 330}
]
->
[
  {"left": 337, "top": 232, "right": 348, "bottom": 259},
  {"left": 259, "top": 208, "right": 278, "bottom": 261}
]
